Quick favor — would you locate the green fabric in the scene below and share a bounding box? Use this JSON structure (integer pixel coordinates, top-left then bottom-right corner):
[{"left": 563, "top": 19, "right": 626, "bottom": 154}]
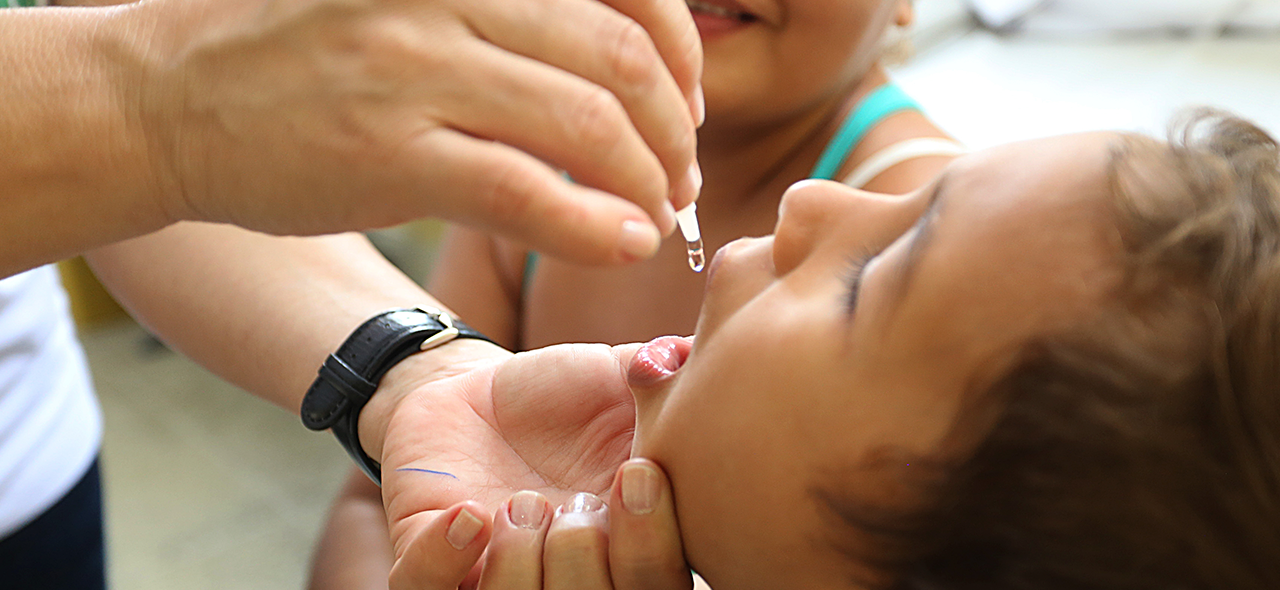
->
[
  {"left": 809, "top": 84, "right": 921, "bottom": 181},
  {"left": 523, "top": 251, "right": 539, "bottom": 292}
]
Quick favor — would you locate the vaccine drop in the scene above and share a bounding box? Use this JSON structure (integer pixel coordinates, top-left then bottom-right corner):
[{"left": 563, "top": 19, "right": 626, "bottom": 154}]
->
[
  {"left": 685, "top": 239, "right": 705, "bottom": 272},
  {"left": 675, "top": 204, "right": 705, "bottom": 273}
]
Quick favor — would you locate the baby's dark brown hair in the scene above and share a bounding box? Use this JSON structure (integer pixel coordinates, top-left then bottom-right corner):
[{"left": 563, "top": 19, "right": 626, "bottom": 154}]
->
[{"left": 818, "top": 111, "right": 1280, "bottom": 590}]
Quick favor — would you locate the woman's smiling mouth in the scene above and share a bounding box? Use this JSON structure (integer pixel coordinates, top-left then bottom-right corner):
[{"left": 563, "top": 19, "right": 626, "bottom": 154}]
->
[
  {"left": 686, "top": 0, "right": 757, "bottom": 22},
  {"left": 686, "top": 0, "right": 759, "bottom": 40}
]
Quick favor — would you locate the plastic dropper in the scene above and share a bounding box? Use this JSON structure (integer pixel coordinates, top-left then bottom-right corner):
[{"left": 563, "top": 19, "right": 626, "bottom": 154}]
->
[{"left": 675, "top": 203, "right": 705, "bottom": 272}]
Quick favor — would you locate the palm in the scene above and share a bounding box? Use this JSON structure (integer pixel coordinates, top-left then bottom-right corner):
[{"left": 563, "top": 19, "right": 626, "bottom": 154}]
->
[{"left": 379, "top": 343, "right": 637, "bottom": 541}]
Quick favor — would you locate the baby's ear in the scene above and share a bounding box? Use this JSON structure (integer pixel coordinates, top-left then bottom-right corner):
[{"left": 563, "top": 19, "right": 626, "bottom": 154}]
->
[{"left": 896, "top": 0, "right": 916, "bottom": 28}]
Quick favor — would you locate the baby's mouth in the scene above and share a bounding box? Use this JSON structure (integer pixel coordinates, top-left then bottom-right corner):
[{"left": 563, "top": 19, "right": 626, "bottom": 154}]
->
[
  {"left": 686, "top": 0, "right": 758, "bottom": 23},
  {"left": 627, "top": 336, "right": 693, "bottom": 389}
]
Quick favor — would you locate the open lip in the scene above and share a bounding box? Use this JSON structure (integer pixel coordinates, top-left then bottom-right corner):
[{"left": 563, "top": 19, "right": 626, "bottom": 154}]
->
[
  {"left": 649, "top": 335, "right": 693, "bottom": 372},
  {"left": 627, "top": 336, "right": 695, "bottom": 388}
]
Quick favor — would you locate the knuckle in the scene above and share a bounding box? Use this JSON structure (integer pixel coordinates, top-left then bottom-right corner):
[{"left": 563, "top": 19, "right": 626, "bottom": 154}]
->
[
  {"left": 568, "top": 87, "right": 628, "bottom": 153},
  {"left": 546, "top": 522, "right": 606, "bottom": 556},
  {"left": 536, "top": 191, "right": 589, "bottom": 231},
  {"left": 668, "top": 117, "right": 697, "bottom": 163},
  {"left": 478, "top": 158, "right": 545, "bottom": 225},
  {"left": 612, "top": 554, "right": 663, "bottom": 581},
  {"left": 606, "top": 20, "right": 661, "bottom": 94},
  {"left": 402, "top": 34, "right": 462, "bottom": 79},
  {"left": 679, "top": 14, "right": 704, "bottom": 73},
  {"left": 357, "top": 18, "right": 416, "bottom": 63},
  {"left": 357, "top": 17, "right": 463, "bottom": 78}
]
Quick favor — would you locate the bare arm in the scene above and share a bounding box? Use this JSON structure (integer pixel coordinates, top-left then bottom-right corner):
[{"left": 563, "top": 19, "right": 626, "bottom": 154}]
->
[
  {"left": 3, "top": 0, "right": 704, "bottom": 280},
  {"left": 84, "top": 223, "right": 489, "bottom": 412},
  {"left": 309, "top": 469, "right": 392, "bottom": 590},
  {"left": 427, "top": 227, "right": 526, "bottom": 350},
  {"left": 0, "top": 7, "right": 168, "bottom": 277}
]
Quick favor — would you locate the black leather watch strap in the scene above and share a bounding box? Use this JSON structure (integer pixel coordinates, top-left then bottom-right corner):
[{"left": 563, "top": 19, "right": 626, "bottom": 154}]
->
[{"left": 301, "top": 307, "right": 494, "bottom": 485}]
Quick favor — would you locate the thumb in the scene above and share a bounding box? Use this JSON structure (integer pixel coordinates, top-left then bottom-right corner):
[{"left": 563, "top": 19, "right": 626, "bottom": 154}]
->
[
  {"left": 388, "top": 503, "right": 491, "bottom": 590},
  {"left": 611, "top": 341, "right": 647, "bottom": 384}
]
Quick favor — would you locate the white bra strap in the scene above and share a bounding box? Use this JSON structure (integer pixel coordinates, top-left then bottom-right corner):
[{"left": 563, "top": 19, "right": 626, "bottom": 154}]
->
[{"left": 841, "top": 137, "right": 969, "bottom": 189}]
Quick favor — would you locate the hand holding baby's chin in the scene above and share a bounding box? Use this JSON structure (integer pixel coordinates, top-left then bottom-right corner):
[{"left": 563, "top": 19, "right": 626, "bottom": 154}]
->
[{"left": 371, "top": 342, "right": 692, "bottom": 589}]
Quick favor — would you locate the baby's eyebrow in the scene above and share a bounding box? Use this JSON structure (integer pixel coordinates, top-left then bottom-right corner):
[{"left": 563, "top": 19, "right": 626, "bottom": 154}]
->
[{"left": 885, "top": 173, "right": 950, "bottom": 314}]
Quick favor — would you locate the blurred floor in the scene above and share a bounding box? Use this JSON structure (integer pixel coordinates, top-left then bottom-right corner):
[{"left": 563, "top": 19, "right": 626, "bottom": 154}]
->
[{"left": 89, "top": 318, "right": 351, "bottom": 589}]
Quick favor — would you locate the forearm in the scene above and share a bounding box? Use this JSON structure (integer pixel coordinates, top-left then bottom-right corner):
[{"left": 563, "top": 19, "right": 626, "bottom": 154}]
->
[
  {"left": 0, "top": 6, "right": 169, "bottom": 277},
  {"left": 426, "top": 227, "right": 523, "bottom": 349},
  {"left": 85, "top": 223, "right": 453, "bottom": 412},
  {"left": 308, "top": 468, "right": 393, "bottom": 590}
]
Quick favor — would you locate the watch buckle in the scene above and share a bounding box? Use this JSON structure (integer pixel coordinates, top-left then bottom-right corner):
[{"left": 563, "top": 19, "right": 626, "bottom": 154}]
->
[
  {"left": 416, "top": 307, "right": 460, "bottom": 352},
  {"left": 419, "top": 327, "right": 459, "bottom": 351}
]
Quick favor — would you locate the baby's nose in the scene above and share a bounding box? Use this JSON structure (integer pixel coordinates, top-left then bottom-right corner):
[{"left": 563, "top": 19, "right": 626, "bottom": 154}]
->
[{"left": 774, "top": 180, "right": 912, "bottom": 274}]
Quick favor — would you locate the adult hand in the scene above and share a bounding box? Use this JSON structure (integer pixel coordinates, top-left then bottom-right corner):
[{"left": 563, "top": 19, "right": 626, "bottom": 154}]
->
[
  {"left": 109, "top": 0, "right": 703, "bottom": 264},
  {"left": 392, "top": 462, "right": 690, "bottom": 590},
  {"left": 354, "top": 341, "right": 690, "bottom": 589}
]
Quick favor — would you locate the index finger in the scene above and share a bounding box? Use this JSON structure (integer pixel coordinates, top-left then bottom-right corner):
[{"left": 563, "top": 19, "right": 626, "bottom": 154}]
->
[{"left": 602, "top": 0, "right": 705, "bottom": 126}]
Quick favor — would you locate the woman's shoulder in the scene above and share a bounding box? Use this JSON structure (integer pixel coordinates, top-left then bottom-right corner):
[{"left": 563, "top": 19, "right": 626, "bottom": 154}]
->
[{"left": 838, "top": 101, "right": 963, "bottom": 194}]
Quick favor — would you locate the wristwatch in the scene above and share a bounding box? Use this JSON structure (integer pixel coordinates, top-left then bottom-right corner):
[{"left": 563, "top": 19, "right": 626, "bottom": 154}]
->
[{"left": 300, "top": 307, "right": 495, "bottom": 485}]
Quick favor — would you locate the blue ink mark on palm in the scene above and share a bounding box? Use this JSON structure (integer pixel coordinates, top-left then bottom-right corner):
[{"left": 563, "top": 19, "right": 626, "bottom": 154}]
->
[{"left": 396, "top": 467, "right": 459, "bottom": 480}]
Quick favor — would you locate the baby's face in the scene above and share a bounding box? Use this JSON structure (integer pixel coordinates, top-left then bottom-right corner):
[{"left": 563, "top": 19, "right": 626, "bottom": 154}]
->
[
  {"left": 627, "top": 133, "right": 1128, "bottom": 588},
  {"left": 691, "top": 0, "right": 907, "bottom": 127}
]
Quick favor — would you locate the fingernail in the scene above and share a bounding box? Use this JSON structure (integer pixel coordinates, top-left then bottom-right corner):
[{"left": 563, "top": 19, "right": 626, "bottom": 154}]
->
[
  {"left": 688, "top": 161, "right": 703, "bottom": 196},
  {"left": 621, "top": 462, "right": 660, "bottom": 515},
  {"left": 661, "top": 200, "right": 678, "bottom": 235},
  {"left": 559, "top": 492, "right": 604, "bottom": 516},
  {"left": 669, "top": 163, "right": 703, "bottom": 216},
  {"left": 509, "top": 491, "right": 546, "bottom": 529},
  {"left": 445, "top": 508, "right": 484, "bottom": 550},
  {"left": 693, "top": 85, "right": 706, "bottom": 127},
  {"left": 619, "top": 220, "right": 662, "bottom": 260}
]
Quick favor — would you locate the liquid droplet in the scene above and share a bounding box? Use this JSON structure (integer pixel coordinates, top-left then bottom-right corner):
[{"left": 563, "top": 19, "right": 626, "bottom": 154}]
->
[{"left": 686, "top": 239, "right": 705, "bottom": 272}]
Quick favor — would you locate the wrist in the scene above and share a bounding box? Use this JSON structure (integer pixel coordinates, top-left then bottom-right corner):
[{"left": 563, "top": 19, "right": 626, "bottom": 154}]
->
[
  {"left": 357, "top": 339, "right": 510, "bottom": 465},
  {"left": 94, "top": 4, "right": 185, "bottom": 228},
  {"left": 0, "top": 6, "right": 174, "bottom": 271},
  {"left": 299, "top": 307, "right": 505, "bottom": 484},
  {"left": 105, "top": 0, "right": 254, "bottom": 227}
]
